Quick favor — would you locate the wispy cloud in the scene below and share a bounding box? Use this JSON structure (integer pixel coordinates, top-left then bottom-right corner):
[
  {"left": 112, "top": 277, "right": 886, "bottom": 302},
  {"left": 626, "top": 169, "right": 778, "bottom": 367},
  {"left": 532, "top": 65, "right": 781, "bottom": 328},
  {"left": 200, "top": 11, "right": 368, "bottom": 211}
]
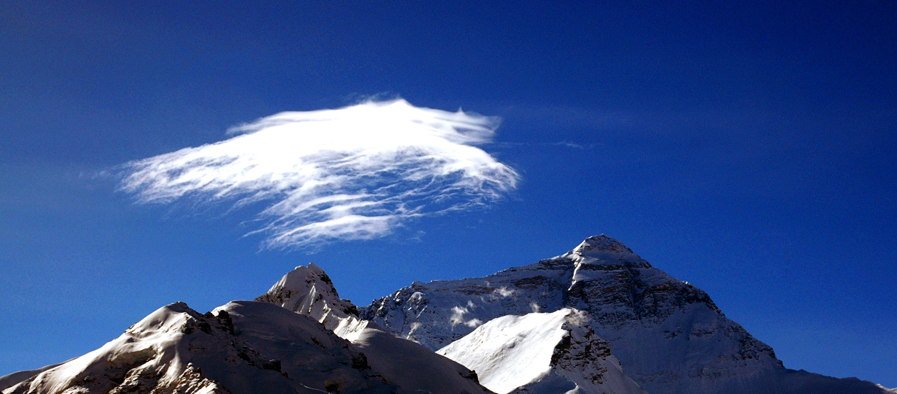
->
[{"left": 119, "top": 99, "right": 518, "bottom": 249}]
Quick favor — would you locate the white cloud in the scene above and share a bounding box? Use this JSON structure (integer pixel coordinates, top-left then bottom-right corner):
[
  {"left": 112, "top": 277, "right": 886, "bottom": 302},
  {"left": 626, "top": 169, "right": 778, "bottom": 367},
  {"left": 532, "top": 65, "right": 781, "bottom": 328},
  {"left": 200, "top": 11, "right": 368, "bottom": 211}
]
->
[
  {"left": 494, "top": 287, "right": 515, "bottom": 297},
  {"left": 530, "top": 301, "right": 540, "bottom": 313},
  {"left": 449, "top": 305, "right": 482, "bottom": 328},
  {"left": 119, "top": 99, "right": 518, "bottom": 249}
]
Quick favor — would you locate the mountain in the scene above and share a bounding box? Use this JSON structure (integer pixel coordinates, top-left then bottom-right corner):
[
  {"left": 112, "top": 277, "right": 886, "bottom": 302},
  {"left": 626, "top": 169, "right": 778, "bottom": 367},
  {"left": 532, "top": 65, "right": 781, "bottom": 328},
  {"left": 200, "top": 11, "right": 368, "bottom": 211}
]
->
[
  {"left": 255, "top": 262, "right": 646, "bottom": 394},
  {"left": 254, "top": 262, "right": 368, "bottom": 341},
  {"left": 361, "top": 235, "right": 894, "bottom": 394},
  {"left": 2, "top": 301, "right": 400, "bottom": 394},
  {"left": 254, "top": 263, "right": 492, "bottom": 394},
  {"left": 437, "top": 308, "right": 647, "bottom": 394},
  {"left": 1, "top": 299, "right": 490, "bottom": 393},
  {"left": 4, "top": 234, "right": 892, "bottom": 394}
]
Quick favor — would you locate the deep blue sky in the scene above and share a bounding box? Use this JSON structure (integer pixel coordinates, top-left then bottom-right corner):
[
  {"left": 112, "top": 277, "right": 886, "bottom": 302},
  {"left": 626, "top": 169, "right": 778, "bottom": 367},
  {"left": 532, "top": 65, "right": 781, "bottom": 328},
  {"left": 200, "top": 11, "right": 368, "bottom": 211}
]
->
[{"left": 2, "top": 0, "right": 895, "bottom": 387}]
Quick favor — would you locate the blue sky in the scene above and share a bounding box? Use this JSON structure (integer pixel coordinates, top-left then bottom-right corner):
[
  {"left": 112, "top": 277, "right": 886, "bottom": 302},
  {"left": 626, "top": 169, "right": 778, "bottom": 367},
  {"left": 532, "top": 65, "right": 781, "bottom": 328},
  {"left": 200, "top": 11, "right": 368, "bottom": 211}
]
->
[{"left": 2, "top": 0, "right": 895, "bottom": 387}]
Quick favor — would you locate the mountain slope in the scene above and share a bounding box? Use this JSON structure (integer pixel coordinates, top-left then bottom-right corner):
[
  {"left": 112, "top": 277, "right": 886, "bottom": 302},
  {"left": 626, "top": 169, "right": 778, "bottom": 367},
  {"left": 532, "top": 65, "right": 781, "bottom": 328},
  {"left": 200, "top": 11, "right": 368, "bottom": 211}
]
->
[
  {"left": 437, "top": 308, "right": 646, "bottom": 394},
  {"left": 3, "top": 301, "right": 395, "bottom": 394},
  {"left": 255, "top": 264, "right": 493, "bottom": 394},
  {"left": 1, "top": 300, "right": 489, "bottom": 394},
  {"left": 361, "top": 235, "right": 893, "bottom": 394}
]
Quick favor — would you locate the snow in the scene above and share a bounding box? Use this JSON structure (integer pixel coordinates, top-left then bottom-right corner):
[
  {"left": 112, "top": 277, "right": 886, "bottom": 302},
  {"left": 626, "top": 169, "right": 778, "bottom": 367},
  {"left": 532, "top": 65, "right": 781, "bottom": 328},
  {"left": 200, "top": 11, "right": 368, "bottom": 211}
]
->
[
  {"left": 362, "top": 235, "right": 894, "bottom": 394},
  {"left": 570, "top": 235, "right": 636, "bottom": 257},
  {"left": 3, "top": 302, "right": 227, "bottom": 394},
  {"left": 351, "top": 324, "right": 488, "bottom": 394},
  {"left": 254, "top": 262, "right": 356, "bottom": 331},
  {"left": 5, "top": 236, "right": 892, "bottom": 394},
  {"left": 437, "top": 308, "right": 646, "bottom": 394},
  {"left": 2, "top": 300, "right": 489, "bottom": 394},
  {"left": 438, "top": 309, "right": 572, "bottom": 393},
  {"left": 255, "top": 263, "right": 492, "bottom": 394}
]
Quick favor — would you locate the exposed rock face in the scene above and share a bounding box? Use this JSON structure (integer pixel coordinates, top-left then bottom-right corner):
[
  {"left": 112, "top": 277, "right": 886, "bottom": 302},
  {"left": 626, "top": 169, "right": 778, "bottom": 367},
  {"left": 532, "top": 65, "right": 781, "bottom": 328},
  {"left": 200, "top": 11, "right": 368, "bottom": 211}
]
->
[
  {"left": 361, "top": 235, "right": 893, "bottom": 394},
  {"left": 550, "top": 311, "right": 616, "bottom": 389}
]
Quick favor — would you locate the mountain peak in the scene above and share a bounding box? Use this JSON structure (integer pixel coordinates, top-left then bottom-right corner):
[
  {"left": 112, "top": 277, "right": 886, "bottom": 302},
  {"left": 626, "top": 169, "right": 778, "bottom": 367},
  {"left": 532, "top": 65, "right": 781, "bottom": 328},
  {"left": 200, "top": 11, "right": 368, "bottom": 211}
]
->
[
  {"left": 255, "top": 263, "right": 358, "bottom": 330},
  {"left": 576, "top": 235, "right": 633, "bottom": 254}
]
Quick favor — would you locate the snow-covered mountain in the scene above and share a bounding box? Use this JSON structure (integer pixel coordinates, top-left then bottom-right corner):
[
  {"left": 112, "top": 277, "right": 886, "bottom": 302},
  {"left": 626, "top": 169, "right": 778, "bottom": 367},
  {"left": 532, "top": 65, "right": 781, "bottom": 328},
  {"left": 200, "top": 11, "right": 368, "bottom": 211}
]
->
[
  {"left": 254, "top": 264, "right": 491, "bottom": 394},
  {"left": 4, "top": 234, "right": 892, "bottom": 394},
  {"left": 438, "top": 308, "right": 646, "bottom": 394},
  {"left": 253, "top": 264, "right": 642, "bottom": 394},
  {"left": 1, "top": 298, "right": 490, "bottom": 393},
  {"left": 361, "top": 235, "right": 894, "bottom": 394},
  {"left": 254, "top": 262, "right": 369, "bottom": 341},
  {"left": 2, "top": 301, "right": 402, "bottom": 394}
]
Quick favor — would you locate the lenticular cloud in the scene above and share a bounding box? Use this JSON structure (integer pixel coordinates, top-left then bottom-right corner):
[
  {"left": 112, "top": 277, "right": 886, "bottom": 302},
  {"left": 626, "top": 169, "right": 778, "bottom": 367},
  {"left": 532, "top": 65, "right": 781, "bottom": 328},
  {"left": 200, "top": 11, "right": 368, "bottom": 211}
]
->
[{"left": 120, "top": 99, "right": 518, "bottom": 249}]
